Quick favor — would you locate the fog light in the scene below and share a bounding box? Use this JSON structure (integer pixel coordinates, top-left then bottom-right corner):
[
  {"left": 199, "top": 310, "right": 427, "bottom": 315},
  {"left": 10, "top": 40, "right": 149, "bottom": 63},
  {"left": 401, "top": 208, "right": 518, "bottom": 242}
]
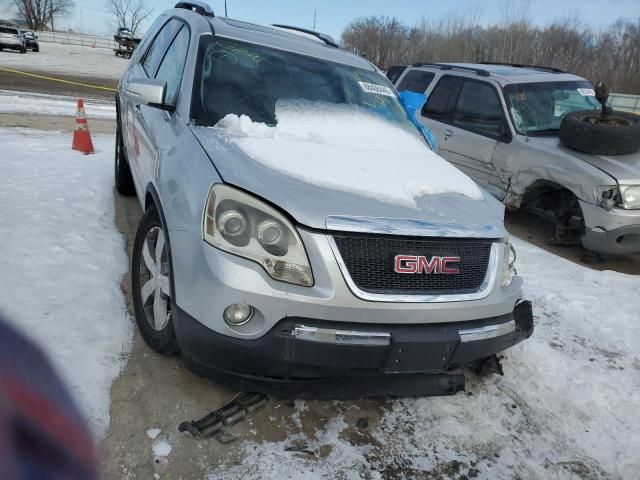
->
[{"left": 224, "top": 304, "right": 254, "bottom": 326}]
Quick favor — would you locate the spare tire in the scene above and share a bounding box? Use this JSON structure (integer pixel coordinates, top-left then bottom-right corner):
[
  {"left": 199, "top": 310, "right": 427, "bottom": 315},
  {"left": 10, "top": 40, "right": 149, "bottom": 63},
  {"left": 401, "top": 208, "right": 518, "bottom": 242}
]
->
[{"left": 559, "top": 110, "right": 640, "bottom": 155}]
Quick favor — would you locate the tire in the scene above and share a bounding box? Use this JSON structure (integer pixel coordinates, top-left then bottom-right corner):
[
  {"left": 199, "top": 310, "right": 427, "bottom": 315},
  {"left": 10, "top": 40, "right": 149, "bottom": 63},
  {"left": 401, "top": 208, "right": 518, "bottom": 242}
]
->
[
  {"left": 33, "top": 46, "right": 39, "bottom": 52},
  {"left": 132, "top": 206, "right": 180, "bottom": 355},
  {"left": 560, "top": 109, "right": 640, "bottom": 155},
  {"left": 115, "top": 117, "right": 136, "bottom": 196},
  {"left": 20, "top": 47, "right": 26, "bottom": 54}
]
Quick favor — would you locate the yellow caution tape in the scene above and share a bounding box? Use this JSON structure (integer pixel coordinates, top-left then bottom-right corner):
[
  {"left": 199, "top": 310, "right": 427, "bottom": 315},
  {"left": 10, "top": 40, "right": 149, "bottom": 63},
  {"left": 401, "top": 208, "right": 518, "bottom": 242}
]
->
[{"left": 0, "top": 66, "right": 117, "bottom": 92}]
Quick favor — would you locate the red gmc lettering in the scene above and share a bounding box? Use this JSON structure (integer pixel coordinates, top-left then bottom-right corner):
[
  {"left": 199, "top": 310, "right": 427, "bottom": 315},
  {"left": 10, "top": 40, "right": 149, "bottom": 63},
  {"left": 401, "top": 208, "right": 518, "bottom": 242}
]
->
[{"left": 394, "top": 255, "right": 460, "bottom": 274}]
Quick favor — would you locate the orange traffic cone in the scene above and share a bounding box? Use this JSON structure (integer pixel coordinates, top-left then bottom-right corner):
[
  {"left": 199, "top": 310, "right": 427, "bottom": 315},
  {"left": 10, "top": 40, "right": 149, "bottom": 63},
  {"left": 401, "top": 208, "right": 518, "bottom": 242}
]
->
[{"left": 72, "top": 99, "right": 95, "bottom": 155}]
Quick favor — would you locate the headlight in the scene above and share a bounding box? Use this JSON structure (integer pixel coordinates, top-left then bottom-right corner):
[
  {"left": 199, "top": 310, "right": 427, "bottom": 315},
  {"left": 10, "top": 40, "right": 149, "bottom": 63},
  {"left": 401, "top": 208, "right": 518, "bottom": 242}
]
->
[
  {"left": 501, "top": 237, "right": 517, "bottom": 287},
  {"left": 203, "top": 184, "right": 314, "bottom": 287},
  {"left": 620, "top": 185, "right": 640, "bottom": 210}
]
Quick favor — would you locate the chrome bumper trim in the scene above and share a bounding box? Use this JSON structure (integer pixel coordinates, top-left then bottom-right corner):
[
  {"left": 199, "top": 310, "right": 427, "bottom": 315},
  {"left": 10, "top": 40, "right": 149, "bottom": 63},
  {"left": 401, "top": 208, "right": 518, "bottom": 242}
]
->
[
  {"left": 459, "top": 320, "right": 515, "bottom": 343},
  {"left": 325, "top": 215, "right": 503, "bottom": 239},
  {"left": 292, "top": 325, "right": 391, "bottom": 346}
]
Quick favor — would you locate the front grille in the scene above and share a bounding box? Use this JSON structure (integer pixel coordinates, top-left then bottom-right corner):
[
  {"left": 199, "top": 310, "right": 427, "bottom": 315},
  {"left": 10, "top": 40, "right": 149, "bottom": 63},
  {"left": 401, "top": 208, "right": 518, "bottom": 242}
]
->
[{"left": 332, "top": 234, "right": 493, "bottom": 295}]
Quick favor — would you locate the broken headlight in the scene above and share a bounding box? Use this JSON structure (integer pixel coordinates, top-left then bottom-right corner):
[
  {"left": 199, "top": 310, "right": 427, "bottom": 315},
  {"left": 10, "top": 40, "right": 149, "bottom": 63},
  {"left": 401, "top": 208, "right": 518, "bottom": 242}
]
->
[
  {"left": 595, "top": 186, "right": 620, "bottom": 211},
  {"left": 501, "top": 237, "right": 517, "bottom": 288},
  {"left": 620, "top": 185, "right": 640, "bottom": 210},
  {"left": 203, "top": 184, "right": 314, "bottom": 287}
]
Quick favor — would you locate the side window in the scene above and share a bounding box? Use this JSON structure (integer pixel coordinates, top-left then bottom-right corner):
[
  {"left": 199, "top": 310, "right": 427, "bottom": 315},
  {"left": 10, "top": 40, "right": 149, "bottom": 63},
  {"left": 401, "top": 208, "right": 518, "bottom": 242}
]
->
[
  {"left": 154, "top": 26, "right": 190, "bottom": 106},
  {"left": 452, "top": 80, "right": 506, "bottom": 139},
  {"left": 386, "top": 66, "right": 407, "bottom": 85},
  {"left": 397, "top": 70, "right": 435, "bottom": 93},
  {"left": 142, "top": 19, "right": 182, "bottom": 77},
  {"left": 422, "top": 76, "right": 462, "bottom": 119}
]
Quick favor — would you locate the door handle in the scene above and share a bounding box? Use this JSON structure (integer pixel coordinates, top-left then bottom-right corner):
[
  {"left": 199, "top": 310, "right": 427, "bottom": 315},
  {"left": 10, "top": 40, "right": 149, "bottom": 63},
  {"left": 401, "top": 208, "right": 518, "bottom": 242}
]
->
[{"left": 444, "top": 129, "right": 453, "bottom": 138}]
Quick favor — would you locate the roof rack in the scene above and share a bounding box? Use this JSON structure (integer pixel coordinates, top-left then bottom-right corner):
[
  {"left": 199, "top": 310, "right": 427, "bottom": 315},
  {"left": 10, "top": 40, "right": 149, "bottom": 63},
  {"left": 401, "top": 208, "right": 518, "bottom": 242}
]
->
[
  {"left": 412, "top": 63, "right": 491, "bottom": 77},
  {"left": 175, "top": 1, "right": 214, "bottom": 17},
  {"left": 479, "top": 62, "right": 566, "bottom": 73},
  {"left": 271, "top": 24, "right": 339, "bottom": 48}
]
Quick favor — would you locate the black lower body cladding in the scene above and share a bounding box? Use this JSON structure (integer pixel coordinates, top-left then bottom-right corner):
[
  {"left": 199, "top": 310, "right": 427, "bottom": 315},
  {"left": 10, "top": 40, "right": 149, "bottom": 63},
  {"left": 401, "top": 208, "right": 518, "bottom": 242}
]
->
[{"left": 172, "top": 301, "right": 534, "bottom": 398}]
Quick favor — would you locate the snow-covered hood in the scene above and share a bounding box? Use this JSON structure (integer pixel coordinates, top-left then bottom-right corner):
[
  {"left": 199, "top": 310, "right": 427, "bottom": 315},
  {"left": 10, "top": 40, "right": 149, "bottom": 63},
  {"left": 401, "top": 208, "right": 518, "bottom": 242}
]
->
[{"left": 192, "top": 103, "right": 506, "bottom": 230}]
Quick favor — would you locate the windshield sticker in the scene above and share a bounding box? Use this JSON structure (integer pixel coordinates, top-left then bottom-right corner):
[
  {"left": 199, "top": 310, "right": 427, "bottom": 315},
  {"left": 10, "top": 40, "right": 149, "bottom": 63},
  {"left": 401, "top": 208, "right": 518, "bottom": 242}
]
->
[
  {"left": 359, "top": 81, "right": 395, "bottom": 97},
  {"left": 578, "top": 88, "right": 596, "bottom": 96}
]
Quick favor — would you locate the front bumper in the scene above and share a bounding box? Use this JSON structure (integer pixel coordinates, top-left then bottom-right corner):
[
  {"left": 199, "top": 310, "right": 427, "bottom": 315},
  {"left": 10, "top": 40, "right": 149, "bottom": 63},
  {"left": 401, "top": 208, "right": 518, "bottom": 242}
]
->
[
  {"left": 1, "top": 39, "right": 23, "bottom": 49},
  {"left": 170, "top": 230, "right": 524, "bottom": 340},
  {"left": 580, "top": 201, "right": 640, "bottom": 255},
  {"left": 174, "top": 300, "right": 533, "bottom": 396}
]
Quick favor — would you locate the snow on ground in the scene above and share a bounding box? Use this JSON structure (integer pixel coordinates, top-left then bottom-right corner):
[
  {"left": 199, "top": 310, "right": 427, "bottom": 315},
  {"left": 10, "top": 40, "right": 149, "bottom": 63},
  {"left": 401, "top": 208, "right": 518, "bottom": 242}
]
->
[
  {"left": 0, "top": 128, "right": 131, "bottom": 437},
  {"left": 211, "top": 238, "right": 640, "bottom": 480},
  {"left": 215, "top": 102, "right": 484, "bottom": 207},
  {"left": 0, "top": 42, "right": 126, "bottom": 80},
  {"left": 0, "top": 89, "right": 116, "bottom": 118},
  {"left": 153, "top": 440, "right": 173, "bottom": 458}
]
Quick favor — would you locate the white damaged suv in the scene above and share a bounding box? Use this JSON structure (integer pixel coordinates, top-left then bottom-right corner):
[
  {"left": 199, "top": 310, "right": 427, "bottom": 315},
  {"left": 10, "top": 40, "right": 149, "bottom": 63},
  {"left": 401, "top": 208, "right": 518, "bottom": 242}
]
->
[{"left": 115, "top": 1, "right": 533, "bottom": 397}]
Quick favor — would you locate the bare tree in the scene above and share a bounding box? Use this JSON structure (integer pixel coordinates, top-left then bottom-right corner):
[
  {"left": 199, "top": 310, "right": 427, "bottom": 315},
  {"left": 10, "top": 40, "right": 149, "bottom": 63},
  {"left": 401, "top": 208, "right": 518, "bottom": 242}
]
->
[
  {"left": 107, "top": 0, "right": 152, "bottom": 37},
  {"left": 341, "top": 13, "right": 640, "bottom": 94},
  {"left": 9, "top": 0, "right": 75, "bottom": 31}
]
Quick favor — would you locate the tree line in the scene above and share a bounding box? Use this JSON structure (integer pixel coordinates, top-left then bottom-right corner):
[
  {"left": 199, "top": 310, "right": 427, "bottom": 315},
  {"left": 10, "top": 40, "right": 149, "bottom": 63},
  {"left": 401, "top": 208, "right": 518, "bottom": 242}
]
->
[{"left": 341, "top": 10, "right": 640, "bottom": 94}]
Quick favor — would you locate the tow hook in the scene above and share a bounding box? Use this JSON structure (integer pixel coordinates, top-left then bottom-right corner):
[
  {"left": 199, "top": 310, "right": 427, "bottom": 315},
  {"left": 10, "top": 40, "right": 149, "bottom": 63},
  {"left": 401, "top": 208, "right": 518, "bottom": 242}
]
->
[{"left": 179, "top": 392, "right": 270, "bottom": 443}]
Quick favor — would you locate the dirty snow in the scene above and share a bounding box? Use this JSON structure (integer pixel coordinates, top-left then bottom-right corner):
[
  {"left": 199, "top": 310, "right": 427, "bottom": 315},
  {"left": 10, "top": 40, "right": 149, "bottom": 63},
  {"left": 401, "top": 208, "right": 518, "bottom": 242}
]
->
[
  {"left": 210, "top": 238, "right": 640, "bottom": 479},
  {"left": 146, "top": 428, "right": 162, "bottom": 440},
  {"left": 0, "top": 128, "right": 131, "bottom": 437},
  {"left": 0, "top": 89, "right": 116, "bottom": 118},
  {"left": 0, "top": 41, "right": 126, "bottom": 79},
  {"left": 215, "top": 102, "right": 484, "bottom": 207},
  {"left": 153, "top": 440, "right": 173, "bottom": 458}
]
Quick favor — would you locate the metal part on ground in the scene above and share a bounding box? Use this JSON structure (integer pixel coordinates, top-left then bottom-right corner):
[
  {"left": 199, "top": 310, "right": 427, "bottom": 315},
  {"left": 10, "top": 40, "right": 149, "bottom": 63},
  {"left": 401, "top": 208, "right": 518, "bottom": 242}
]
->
[{"left": 178, "top": 392, "right": 270, "bottom": 442}]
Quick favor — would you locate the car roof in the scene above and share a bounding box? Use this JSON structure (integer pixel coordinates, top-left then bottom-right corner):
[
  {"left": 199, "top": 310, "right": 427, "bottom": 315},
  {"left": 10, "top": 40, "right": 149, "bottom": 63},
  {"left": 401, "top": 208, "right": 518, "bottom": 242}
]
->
[
  {"left": 410, "top": 62, "right": 586, "bottom": 85},
  {"left": 167, "top": 7, "right": 376, "bottom": 71}
]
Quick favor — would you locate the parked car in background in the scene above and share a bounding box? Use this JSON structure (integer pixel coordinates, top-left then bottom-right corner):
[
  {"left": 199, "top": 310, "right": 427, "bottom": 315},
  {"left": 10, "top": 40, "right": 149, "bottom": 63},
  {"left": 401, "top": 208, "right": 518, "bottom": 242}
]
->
[
  {"left": 20, "top": 30, "right": 39, "bottom": 52},
  {"left": 113, "top": 2, "right": 533, "bottom": 397},
  {"left": 0, "top": 26, "right": 26, "bottom": 53},
  {"left": 389, "top": 63, "right": 640, "bottom": 257}
]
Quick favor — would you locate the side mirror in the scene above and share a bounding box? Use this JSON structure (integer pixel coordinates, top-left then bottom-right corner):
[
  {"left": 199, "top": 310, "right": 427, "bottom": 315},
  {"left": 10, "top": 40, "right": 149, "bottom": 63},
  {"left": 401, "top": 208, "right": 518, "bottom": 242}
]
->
[{"left": 124, "top": 78, "right": 173, "bottom": 112}]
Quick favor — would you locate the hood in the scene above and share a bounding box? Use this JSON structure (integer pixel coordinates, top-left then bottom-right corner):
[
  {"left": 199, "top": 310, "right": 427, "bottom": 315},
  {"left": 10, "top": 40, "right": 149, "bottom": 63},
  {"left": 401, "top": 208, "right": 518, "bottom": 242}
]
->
[
  {"left": 531, "top": 136, "right": 640, "bottom": 184},
  {"left": 191, "top": 103, "right": 506, "bottom": 233}
]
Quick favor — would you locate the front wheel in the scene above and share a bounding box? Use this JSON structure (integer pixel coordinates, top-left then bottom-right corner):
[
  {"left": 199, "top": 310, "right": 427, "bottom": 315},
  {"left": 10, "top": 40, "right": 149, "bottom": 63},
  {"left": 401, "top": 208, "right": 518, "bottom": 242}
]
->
[{"left": 131, "top": 206, "right": 179, "bottom": 355}]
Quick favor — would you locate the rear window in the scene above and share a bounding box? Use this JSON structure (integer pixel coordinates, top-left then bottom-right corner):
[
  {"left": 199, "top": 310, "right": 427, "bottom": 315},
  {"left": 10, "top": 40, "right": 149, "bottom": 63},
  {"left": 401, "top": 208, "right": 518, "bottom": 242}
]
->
[
  {"left": 397, "top": 70, "right": 435, "bottom": 93},
  {"left": 0, "top": 27, "right": 18, "bottom": 34}
]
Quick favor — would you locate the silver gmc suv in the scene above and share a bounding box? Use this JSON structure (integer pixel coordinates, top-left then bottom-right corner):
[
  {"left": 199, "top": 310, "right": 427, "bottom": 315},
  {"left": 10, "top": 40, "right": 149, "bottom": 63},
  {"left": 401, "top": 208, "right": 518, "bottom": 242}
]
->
[
  {"left": 389, "top": 63, "right": 640, "bottom": 257},
  {"left": 115, "top": 1, "right": 533, "bottom": 396}
]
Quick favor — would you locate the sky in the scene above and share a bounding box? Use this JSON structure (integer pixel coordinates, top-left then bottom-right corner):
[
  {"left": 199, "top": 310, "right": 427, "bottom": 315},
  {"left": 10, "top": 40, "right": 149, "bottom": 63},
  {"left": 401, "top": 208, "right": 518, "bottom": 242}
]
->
[{"left": 3, "top": 0, "right": 640, "bottom": 39}]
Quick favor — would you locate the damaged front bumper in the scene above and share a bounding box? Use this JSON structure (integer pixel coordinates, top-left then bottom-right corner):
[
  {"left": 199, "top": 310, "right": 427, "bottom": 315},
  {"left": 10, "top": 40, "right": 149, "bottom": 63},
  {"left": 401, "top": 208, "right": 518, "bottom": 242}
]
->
[
  {"left": 580, "top": 201, "right": 640, "bottom": 255},
  {"left": 174, "top": 301, "right": 534, "bottom": 398}
]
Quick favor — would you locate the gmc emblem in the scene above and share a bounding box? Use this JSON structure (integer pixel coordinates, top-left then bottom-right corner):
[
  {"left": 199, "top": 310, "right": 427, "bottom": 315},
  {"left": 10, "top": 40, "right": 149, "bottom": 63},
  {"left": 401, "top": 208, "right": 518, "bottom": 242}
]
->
[{"left": 394, "top": 255, "right": 460, "bottom": 274}]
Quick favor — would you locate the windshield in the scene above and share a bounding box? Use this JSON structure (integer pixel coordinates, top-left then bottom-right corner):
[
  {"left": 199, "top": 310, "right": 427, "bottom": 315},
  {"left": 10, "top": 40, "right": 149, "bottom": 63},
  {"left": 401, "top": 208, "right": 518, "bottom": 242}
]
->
[
  {"left": 191, "top": 36, "right": 415, "bottom": 131},
  {"left": 503, "top": 81, "right": 599, "bottom": 135}
]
